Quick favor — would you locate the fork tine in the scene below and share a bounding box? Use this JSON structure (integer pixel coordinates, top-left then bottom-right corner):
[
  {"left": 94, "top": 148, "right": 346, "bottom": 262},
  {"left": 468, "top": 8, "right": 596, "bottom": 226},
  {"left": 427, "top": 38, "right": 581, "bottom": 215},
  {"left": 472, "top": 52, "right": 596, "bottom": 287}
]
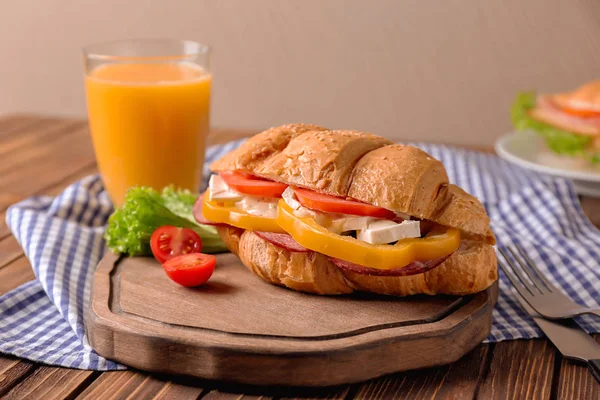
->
[
  {"left": 506, "top": 246, "right": 546, "bottom": 294},
  {"left": 498, "top": 248, "right": 535, "bottom": 296},
  {"left": 500, "top": 247, "right": 541, "bottom": 295},
  {"left": 514, "top": 245, "right": 555, "bottom": 292}
]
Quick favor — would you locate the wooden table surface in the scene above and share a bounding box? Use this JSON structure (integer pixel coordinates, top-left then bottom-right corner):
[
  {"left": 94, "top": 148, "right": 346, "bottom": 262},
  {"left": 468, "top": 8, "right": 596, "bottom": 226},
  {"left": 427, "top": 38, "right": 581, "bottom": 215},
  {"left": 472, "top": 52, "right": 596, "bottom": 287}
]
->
[{"left": 0, "top": 114, "right": 598, "bottom": 399}]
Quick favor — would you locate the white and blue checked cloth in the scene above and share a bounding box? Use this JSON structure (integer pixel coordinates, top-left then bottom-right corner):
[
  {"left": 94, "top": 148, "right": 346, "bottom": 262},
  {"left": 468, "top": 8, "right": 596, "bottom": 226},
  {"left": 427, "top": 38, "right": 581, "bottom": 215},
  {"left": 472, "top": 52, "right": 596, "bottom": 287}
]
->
[{"left": 2, "top": 140, "right": 600, "bottom": 370}]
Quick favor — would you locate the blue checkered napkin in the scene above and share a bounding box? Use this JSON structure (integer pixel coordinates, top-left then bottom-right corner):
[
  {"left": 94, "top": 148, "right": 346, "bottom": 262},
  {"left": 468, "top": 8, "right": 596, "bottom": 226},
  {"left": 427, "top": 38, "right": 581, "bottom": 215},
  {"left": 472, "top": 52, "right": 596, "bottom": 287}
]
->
[
  {"left": 418, "top": 143, "right": 600, "bottom": 340},
  {"left": 1, "top": 177, "right": 121, "bottom": 369},
  {"left": 1, "top": 140, "right": 599, "bottom": 370}
]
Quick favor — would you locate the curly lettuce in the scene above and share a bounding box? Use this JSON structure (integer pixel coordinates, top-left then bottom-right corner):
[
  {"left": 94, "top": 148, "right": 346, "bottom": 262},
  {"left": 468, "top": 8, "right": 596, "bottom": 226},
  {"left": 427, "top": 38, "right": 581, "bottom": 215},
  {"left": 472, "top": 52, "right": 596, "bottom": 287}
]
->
[
  {"left": 105, "top": 186, "right": 227, "bottom": 256},
  {"left": 511, "top": 92, "right": 594, "bottom": 158}
]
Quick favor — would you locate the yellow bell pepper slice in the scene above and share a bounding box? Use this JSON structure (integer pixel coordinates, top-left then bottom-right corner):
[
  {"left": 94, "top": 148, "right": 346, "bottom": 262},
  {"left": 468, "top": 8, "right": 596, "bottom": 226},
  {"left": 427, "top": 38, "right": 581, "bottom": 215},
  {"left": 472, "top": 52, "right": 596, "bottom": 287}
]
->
[
  {"left": 202, "top": 193, "right": 285, "bottom": 233},
  {"left": 276, "top": 200, "right": 460, "bottom": 270}
]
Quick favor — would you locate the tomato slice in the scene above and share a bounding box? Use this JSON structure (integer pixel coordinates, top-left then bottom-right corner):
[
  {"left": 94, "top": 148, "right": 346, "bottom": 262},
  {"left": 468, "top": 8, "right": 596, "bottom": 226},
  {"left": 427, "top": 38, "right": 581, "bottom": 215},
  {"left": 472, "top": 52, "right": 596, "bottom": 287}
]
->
[
  {"left": 560, "top": 104, "right": 600, "bottom": 118},
  {"left": 162, "top": 253, "right": 216, "bottom": 287},
  {"left": 293, "top": 188, "right": 396, "bottom": 219},
  {"left": 150, "top": 226, "right": 202, "bottom": 264},
  {"left": 219, "top": 171, "right": 287, "bottom": 198},
  {"left": 551, "top": 96, "right": 600, "bottom": 118}
]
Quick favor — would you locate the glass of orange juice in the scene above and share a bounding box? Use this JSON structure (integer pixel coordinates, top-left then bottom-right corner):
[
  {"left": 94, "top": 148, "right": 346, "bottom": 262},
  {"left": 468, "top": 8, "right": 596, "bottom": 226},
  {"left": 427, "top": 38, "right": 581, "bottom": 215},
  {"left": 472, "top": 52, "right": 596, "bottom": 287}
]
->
[{"left": 83, "top": 39, "right": 211, "bottom": 207}]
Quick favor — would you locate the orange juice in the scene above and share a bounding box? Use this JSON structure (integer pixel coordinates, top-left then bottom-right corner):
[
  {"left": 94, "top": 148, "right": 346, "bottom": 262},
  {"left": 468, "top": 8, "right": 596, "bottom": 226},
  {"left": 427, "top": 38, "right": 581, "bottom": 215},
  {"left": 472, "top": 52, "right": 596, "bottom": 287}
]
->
[{"left": 85, "top": 63, "right": 211, "bottom": 206}]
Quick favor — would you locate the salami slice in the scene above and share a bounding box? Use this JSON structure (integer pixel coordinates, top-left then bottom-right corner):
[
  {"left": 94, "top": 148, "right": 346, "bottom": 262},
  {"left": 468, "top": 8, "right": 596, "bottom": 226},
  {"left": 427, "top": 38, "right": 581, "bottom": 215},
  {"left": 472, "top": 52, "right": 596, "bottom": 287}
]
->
[
  {"left": 254, "top": 231, "right": 310, "bottom": 253},
  {"left": 329, "top": 254, "right": 452, "bottom": 276}
]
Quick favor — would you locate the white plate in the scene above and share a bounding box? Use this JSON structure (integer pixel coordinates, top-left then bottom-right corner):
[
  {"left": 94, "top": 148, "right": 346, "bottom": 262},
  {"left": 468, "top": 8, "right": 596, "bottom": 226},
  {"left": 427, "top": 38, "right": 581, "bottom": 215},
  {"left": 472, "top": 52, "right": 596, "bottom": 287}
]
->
[{"left": 495, "top": 131, "right": 600, "bottom": 197}]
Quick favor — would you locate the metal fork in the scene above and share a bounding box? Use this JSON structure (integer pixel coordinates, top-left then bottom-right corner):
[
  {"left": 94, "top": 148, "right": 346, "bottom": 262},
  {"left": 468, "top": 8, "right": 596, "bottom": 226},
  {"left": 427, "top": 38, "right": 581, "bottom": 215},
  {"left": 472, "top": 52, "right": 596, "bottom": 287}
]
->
[{"left": 498, "top": 245, "right": 600, "bottom": 320}]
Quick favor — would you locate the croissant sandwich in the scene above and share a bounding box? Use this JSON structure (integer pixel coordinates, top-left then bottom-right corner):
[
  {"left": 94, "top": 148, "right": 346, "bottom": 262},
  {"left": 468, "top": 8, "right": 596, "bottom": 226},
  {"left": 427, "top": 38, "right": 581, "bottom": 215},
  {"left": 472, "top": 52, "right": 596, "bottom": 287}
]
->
[{"left": 194, "top": 124, "right": 498, "bottom": 296}]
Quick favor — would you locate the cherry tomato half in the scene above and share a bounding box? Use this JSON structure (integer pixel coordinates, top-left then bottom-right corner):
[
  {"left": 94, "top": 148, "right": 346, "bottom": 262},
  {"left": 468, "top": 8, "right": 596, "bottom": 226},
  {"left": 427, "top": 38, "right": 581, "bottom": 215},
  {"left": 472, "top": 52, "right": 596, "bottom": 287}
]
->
[
  {"left": 293, "top": 188, "right": 396, "bottom": 219},
  {"left": 162, "top": 253, "right": 216, "bottom": 287},
  {"left": 219, "top": 171, "right": 288, "bottom": 198},
  {"left": 150, "top": 226, "right": 202, "bottom": 264}
]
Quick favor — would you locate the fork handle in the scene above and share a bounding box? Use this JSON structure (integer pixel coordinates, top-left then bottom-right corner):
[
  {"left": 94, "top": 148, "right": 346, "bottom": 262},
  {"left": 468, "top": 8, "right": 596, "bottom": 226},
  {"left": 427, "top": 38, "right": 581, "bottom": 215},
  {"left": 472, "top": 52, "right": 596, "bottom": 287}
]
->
[{"left": 589, "top": 359, "right": 600, "bottom": 383}]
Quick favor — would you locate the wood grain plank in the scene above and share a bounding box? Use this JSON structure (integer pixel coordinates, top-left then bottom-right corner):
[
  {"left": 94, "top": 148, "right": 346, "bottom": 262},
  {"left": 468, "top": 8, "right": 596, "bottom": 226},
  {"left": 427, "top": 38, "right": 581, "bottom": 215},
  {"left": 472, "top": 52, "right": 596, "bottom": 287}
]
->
[
  {"left": 0, "top": 115, "right": 58, "bottom": 139},
  {"left": 477, "top": 340, "right": 556, "bottom": 400},
  {"left": 113, "top": 375, "right": 171, "bottom": 400},
  {"left": 0, "top": 356, "right": 36, "bottom": 397},
  {"left": 0, "top": 134, "right": 95, "bottom": 204},
  {"left": 436, "top": 345, "right": 493, "bottom": 399},
  {"left": 352, "top": 344, "right": 490, "bottom": 399},
  {"left": 0, "top": 236, "right": 23, "bottom": 270},
  {"left": 201, "top": 383, "right": 349, "bottom": 400},
  {"left": 555, "top": 334, "right": 600, "bottom": 400},
  {"left": 580, "top": 196, "right": 600, "bottom": 228},
  {"left": 1, "top": 366, "right": 97, "bottom": 400},
  {"left": 75, "top": 371, "right": 183, "bottom": 400},
  {"left": 202, "top": 390, "right": 273, "bottom": 399},
  {"left": 0, "top": 114, "right": 31, "bottom": 132},
  {"left": 75, "top": 372, "right": 207, "bottom": 400},
  {"left": 0, "top": 256, "right": 36, "bottom": 295},
  {"left": 150, "top": 380, "right": 205, "bottom": 400},
  {"left": 163, "top": 379, "right": 352, "bottom": 400},
  {"left": 0, "top": 119, "right": 85, "bottom": 157},
  {"left": 0, "top": 120, "right": 89, "bottom": 174},
  {"left": 276, "top": 386, "right": 351, "bottom": 400},
  {"left": 75, "top": 371, "right": 146, "bottom": 399},
  {"left": 0, "top": 212, "right": 10, "bottom": 239}
]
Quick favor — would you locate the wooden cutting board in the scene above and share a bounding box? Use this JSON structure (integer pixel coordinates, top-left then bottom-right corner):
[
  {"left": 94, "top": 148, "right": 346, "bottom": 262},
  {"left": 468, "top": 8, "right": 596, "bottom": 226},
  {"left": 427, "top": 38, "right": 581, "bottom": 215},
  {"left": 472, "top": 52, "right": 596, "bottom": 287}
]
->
[{"left": 86, "top": 252, "right": 497, "bottom": 386}]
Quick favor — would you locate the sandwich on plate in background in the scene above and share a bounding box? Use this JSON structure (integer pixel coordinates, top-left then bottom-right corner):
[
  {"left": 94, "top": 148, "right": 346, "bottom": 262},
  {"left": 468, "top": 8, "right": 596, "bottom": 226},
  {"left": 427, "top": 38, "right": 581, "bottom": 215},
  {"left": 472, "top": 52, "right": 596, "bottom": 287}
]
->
[
  {"left": 195, "top": 123, "right": 498, "bottom": 296},
  {"left": 512, "top": 81, "right": 600, "bottom": 166}
]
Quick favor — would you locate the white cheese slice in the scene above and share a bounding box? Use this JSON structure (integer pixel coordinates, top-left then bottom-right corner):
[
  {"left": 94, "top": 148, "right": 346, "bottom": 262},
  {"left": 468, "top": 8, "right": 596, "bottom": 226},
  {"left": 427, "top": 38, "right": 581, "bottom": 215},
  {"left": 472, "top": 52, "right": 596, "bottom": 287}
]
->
[
  {"left": 294, "top": 206, "right": 318, "bottom": 218},
  {"left": 357, "top": 220, "right": 421, "bottom": 245},
  {"left": 294, "top": 206, "right": 332, "bottom": 226},
  {"left": 328, "top": 216, "right": 376, "bottom": 234},
  {"left": 208, "top": 174, "right": 244, "bottom": 202},
  {"left": 234, "top": 196, "right": 278, "bottom": 219},
  {"left": 282, "top": 186, "right": 302, "bottom": 210}
]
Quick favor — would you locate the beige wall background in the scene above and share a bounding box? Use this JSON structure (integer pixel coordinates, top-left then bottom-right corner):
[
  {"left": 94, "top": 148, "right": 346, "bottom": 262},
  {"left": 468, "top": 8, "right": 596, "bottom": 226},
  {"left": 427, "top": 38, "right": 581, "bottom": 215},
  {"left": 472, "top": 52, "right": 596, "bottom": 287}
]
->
[{"left": 2, "top": 0, "right": 600, "bottom": 146}]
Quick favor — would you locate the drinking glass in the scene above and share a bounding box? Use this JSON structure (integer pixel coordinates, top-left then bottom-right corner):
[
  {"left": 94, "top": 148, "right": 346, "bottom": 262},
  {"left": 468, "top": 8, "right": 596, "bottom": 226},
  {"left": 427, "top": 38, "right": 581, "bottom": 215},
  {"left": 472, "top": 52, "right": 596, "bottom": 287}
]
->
[{"left": 83, "top": 39, "right": 211, "bottom": 206}]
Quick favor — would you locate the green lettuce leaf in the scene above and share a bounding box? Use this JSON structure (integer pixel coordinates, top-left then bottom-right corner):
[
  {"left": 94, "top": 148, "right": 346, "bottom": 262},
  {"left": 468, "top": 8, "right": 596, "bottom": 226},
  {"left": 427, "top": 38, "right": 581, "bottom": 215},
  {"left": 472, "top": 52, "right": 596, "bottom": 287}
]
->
[
  {"left": 105, "top": 186, "right": 227, "bottom": 256},
  {"left": 160, "top": 186, "right": 199, "bottom": 223},
  {"left": 511, "top": 92, "right": 593, "bottom": 157}
]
